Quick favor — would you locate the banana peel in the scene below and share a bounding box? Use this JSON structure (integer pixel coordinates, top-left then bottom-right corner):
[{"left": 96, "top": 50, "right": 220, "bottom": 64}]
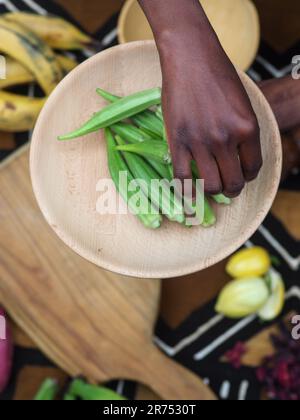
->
[
  {"left": 0, "top": 91, "right": 46, "bottom": 132},
  {"left": 0, "top": 16, "right": 63, "bottom": 94},
  {"left": 0, "top": 54, "right": 77, "bottom": 89},
  {"left": 4, "top": 12, "right": 97, "bottom": 50}
]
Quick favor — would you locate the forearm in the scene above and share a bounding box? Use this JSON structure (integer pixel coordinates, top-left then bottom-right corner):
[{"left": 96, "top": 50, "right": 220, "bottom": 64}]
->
[
  {"left": 138, "top": 0, "right": 219, "bottom": 59},
  {"left": 259, "top": 76, "right": 300, "bottom": 132}
]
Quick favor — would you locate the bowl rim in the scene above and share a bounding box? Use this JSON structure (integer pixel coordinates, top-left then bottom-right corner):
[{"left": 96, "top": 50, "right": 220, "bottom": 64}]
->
[{"left": 30, "top": 40, "right": 282, "bottom": 279}]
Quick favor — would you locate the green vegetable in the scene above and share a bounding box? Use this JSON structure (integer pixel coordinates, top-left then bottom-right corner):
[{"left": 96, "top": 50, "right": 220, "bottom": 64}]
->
[
  {"left": 111, "top": 123, "right": 172, "bottom": 180},
  {"left": 184, "top": 180, "right": 216, "bottom": 228},
  {"left": 34, "top": 378, "right": 59, "bottom": 401},
  {"left": 202, "top": 196, "right": 217, "bottom": 227},
  {"left": 191, "top": 160, "right": 230, "bottom": 205},
  {"left": 96, "top": 88, "right": 119, "bottom": 103},
  {"left": 211, "top": 194, "right": 231, "bottom": 205},
  {"left": 68, "top": 379, "right": 126, "bottom": 401},
  {"left": 64, "top": 393, "right": 76, "bottom": 400},
  {"left": 96, "top": 87, "right": 164, "bottom": 138},
  {"left": 156, "top": 105, "right": 163, "bottom": 120},
  {"left": 115, "top": 140, "right": 171, "bottom": 164},
  {"left": 115, "top": 135, "right": 185, "bottom": 224},
  {"left": 131, "top": 112, "right": 164, "bottom": 139},
  {"left": 58, "top": 87, "right": 161, "bottom": 141},
  {"left": 105, "top": 128, "right": 162, "bottom": 229},
  {"left": 111, "top": 122, "right": 152, "bottom": 143}
]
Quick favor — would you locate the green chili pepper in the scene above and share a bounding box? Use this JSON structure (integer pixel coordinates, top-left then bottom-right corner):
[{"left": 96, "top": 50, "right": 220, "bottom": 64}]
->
[
  {"left": 105, "top": 128, "right": 162, "bottom": 229},
  {"left": 34, "top": 378, "right": 59, "bottom": 401},
  {"left": 68, "top": 379, "right": 126, "bottom": 401},
  {"left": 115, "top": 140, "right": 171, "bottom": 165},
  {"left": 115, "top": 135, "right": 185, "bottom": 224},
  {"left": 58, "top": 88, "right": 161, "bottom": 141}
]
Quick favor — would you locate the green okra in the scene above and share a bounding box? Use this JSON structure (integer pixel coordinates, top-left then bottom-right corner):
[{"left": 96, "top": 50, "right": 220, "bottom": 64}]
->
[
  {"left": 96, "top": 87, "right": 119, "bottom": 103},
  {"left": 156, "top": 105, "right": 163, "bottom": 120},
  {"left": 111, "top": 122, "right": 172, "bottom": 180},
  {"left": 202, "top": 196, "right": 217, "bottom": 227},
  {"left": 58, "top": 88, "right": 161, "bottom": 141},
  {"left": 63, "top": 393, "right": 76, "bottom": 400},
  {"left": 34, "top": 378, "right": 59, "bottom": 401},
  {"left": 191, "top": 160, "right": 231, "bottom": 205},
  {"left": 105, "top": 128, "right": 162, "bottom": 229},
  {"left": 115, "top": 135, "right": 185, "bottom": 224},
  {"left": 68, "top": 379, "right": 126, "bottom": 401},
  {"left": 212, "top": 194, "right": 231, "bottom": 205},
  {"left": 131, "top": 111, "right": 164, "bottom": 139},
  {"left": 111, "top": 122, "right": 152, "bottom": 143},
  {"left": 96, "top": 87, "right": 164, "bottom": 138},
  {"left": 115, "top": 140, "right": 171, "bottom": 165}
]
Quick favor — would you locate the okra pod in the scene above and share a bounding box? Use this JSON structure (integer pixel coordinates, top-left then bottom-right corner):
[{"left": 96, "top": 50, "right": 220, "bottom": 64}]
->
[
  {"left": 212, "top": 194, "right": 231, "bottom": 205},
  {"left": 202, "top": 196, "right": 217, "bottom": 227},
  {"left": 131, "top": 112, "right": 164, "bottom": 139},
  {"left": 115, "top": 140, "right": 171, "bottom": 164},
  {"left": 105, "top": 128, "right": 162, "bottom": 229},
  {"left": 68, "top": 379, "right": 126, "bottom": 400},
  {"left": 111, "top": 122, "right": 152, "bottom": 143},
  {"left": 34, "top": 378, "right": 59, "bottom": 401},
  {"left": 58, "top": 88, "right": 161, "bottom": 141},
  {"left": 96, "top": 88, "right": 164, "bottom": 138},
  {"left": 115, "top": 135, "right": 185, "bottom": 224},
  {"left": 156, "top": 105, "right": 163, "bottom": 120},
  {"left": 96, "top": 88, "right": 119, "bottom": 103},
  {"left": 111, "top": 123, "right": 172, "bottom": 180},
  {"left": 191, "top": 160, "right": 231, "bottom": 205}
]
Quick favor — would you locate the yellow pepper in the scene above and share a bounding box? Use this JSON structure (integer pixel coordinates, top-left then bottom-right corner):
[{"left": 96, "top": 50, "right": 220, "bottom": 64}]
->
[
  {"left": 226, "top": 247, "right": 271, "bottom": 278},
  {"left": 215, "top": 277, "right": 269, "bottom": 318}
]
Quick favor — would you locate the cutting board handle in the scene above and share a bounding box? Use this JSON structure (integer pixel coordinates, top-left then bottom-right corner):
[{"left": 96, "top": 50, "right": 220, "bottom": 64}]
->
[{"left": 143, "top": 346, "right": 217, "bottom": 400}]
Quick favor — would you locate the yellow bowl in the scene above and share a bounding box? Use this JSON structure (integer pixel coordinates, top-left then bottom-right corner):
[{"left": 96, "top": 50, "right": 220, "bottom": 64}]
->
[{"left": 118, "top": 0, "right": 260, "bottom": 71}]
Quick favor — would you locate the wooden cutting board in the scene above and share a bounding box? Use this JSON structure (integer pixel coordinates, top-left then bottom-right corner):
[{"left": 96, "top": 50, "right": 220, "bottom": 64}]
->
[{"left": 0, "top": 145, "right": 215, "bottom": 400}]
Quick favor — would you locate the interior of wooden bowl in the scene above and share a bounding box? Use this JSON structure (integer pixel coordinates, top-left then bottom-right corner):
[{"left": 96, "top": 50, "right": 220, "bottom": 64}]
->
[
  {"left": 118, "top": 0, "right": 260, "bottom": 71},
  {"left": 30, "top": 41, "right": 282, "bottom": 279}
]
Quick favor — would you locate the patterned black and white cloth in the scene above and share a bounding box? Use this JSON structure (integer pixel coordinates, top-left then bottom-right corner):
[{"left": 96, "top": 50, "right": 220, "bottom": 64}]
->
[{"left": 0, "top": 0, "right": 299, "bottom": 401}]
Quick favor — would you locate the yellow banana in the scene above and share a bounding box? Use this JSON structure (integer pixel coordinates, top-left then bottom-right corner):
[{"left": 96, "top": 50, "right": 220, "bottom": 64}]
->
[
  {"left": 4, "top": 12, "right": 95, "bottom": 50},
  {"left": 0, "top": 91, "right": 46, "bottom": 132},
  {"left": 57, "top": 54, "right": 78, "bottom": 73},
  {"left": 0, "top": 54, "right": 77, "bottom": 89},
  {"left": 0, "top": 16, "right": 63, "bottom": 94}
]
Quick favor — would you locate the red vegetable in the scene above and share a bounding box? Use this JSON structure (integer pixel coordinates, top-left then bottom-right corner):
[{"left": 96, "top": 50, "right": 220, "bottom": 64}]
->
[
  {"left": 0, "top": 308, "right": 13, "bottom": 393},
  {"left": 256, "top": 321, "right": 300, "bottom": 400}
]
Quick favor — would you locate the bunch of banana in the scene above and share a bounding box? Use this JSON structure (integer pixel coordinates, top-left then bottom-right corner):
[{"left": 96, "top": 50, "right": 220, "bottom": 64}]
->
[
  {"left": 0, "top": 91, "right": 46, "bottom": 132},
  {"left": 0, "top": 16, "right": 63, "bottom": 95},
  {"left": 0, "top": 12, "right": 96, "bottom": 133},
  {"left": 0, "top": 55, "right": 77, "bottom": 89},
  {"left": 5, "top": 12, "right": 98, "bottom": 50}
]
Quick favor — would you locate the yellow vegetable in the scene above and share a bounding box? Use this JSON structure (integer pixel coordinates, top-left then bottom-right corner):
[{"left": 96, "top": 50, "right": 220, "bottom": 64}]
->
[
  {"left": 258, "top": 269, "right": 285, "bottom": 321},
  {"left": 226, "top": 247, "right": 271, "bottom": 278},
  {"left": 215, "top": 277, "right": 269, "bottom": 318}
]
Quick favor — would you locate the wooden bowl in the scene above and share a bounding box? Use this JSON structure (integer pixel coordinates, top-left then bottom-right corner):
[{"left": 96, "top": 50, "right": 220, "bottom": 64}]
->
[
  {"left": 30, "top": 41, "right": 281, "bottom": 279},
  {"left": 118, "top": 0, "right": 260, "bottom": 71}
]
